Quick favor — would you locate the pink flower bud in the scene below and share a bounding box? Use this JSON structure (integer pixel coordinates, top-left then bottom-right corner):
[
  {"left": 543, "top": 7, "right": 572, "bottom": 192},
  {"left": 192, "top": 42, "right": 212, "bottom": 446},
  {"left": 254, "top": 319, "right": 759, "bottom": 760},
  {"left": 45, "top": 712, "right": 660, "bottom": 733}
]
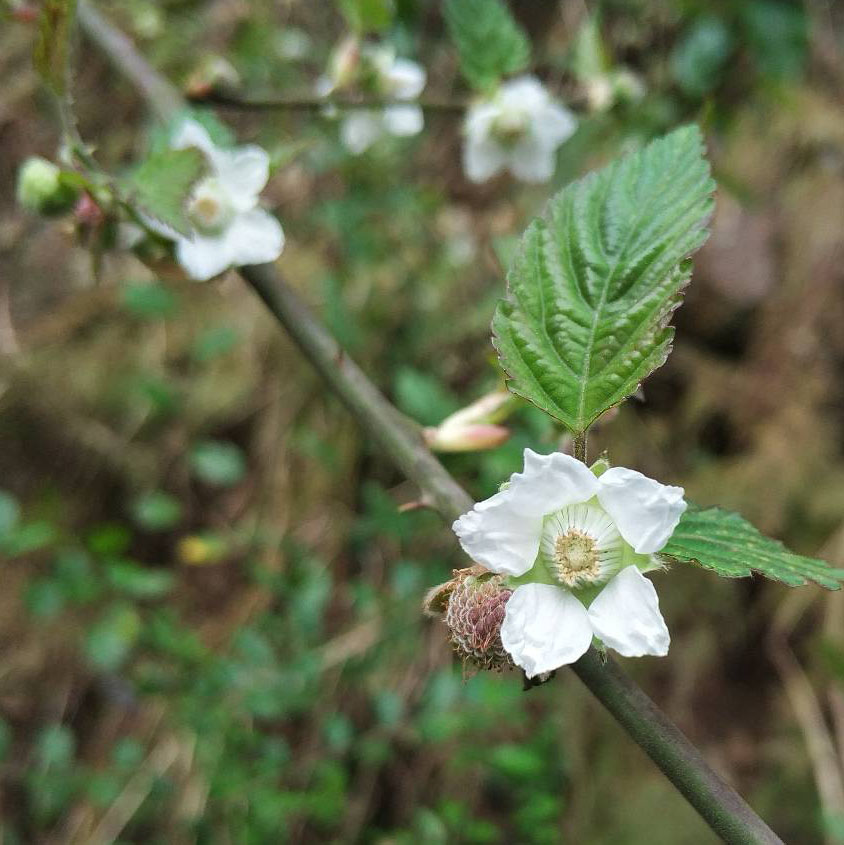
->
[{"left": 424, "top": 423, "right": 510, "bottom": 453}]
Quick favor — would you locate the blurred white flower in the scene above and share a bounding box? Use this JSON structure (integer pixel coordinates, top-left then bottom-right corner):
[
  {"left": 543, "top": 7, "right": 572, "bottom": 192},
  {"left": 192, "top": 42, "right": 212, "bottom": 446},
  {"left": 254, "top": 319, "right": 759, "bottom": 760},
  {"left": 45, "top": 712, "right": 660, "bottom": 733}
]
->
[
  {"left": 318, "top": 42, "right": 426, "bottom": 154},
  {"left": 452, "top": 449, "right": 686, "bottom": 677},
  {"left": 463, "top": 76, "right": 577, "bottom": 184},
  {"left": 154, "top": 120, "right": 284, "bottom": 281}
]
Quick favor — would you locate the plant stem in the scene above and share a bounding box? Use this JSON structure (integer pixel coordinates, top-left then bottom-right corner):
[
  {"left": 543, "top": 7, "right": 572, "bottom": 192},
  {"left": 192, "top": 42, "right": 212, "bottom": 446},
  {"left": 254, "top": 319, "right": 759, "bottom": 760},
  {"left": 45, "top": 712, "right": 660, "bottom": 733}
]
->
[
  {"left": 75, "top": 5, "right": 784, "bottom": 841},
  {"left": 186, "top": 91, "right": 468, "bottom": 114},
  {"left": 573, "top": 431, "right": 588, "bottom": 463}
]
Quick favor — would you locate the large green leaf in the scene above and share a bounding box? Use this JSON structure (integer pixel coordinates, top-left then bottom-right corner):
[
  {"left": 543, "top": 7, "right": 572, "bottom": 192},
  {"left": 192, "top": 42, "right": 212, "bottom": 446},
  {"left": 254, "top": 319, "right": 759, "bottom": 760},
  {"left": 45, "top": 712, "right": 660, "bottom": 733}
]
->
[
  {"left": 493, "top": 125, "right": 715, "bottom": 435},
  {"left": 662, "top": 507, "right": 844, "bottom": 589},
  {"left": 444, "top": 0, "right": 530, "bottom": 92},
  {"left": 124, "top": 147, "right": 205, "bottom": 238}
]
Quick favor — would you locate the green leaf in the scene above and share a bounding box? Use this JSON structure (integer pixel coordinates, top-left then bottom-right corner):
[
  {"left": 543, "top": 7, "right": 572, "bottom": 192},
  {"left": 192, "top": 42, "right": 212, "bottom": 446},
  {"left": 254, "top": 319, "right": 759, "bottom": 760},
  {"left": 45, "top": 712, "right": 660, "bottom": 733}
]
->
[
  {"left": 190, "top": 440, "right": 246, "bottom": 486},
  {"left": 130, "top": 491, "right": 182, "bottom": 531},
  {"left": 661, "top": 506, "right": 844, "bottom": 589},
  {"left": 105, "top": 560, "right": 176, "bottom": 599},
  {"left": 337, "top": 0, "right": 394, "bottom": 33},
  {"left": 493, "top": 125, "right": 714, "bottom": 435},
  {"left": 670, "top": 17, "right": 734, "bottom": 98},
  {"left": 33, "top": 0, "right": 78, "bottom": 96},
  {"left": 124, "top": 147, "right": 205, "bottom": 238},
  {"left": 85, "top": 603, "right": 141, "bottom": 671},
  {"left": 121, "top": 281, "right": 179, "bottom": 320},
  {"left": 444, "top": 0, "right": 531, "bottom": 92},
  {"left": 0, "top": 490, "right": 21, "bottom": 537}
]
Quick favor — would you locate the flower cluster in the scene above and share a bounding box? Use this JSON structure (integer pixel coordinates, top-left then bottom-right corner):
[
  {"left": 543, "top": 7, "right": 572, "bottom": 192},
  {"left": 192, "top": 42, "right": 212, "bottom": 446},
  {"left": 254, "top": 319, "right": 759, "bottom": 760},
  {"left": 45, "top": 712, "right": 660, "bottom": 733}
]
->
[
  {"left": 318, "top": 40, "right": 427, "bottom": 154},
  {"left": 463, "top": 76, "right": 577, "bottom": 184},
  {"left": 451, "top": 449, "right": 686, "bottom": 677}
]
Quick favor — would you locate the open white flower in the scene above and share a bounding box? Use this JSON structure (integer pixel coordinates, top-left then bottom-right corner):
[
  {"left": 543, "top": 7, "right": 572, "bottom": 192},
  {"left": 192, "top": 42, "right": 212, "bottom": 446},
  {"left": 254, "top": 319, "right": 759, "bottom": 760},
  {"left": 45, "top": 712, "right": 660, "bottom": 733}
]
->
[
  {"left": 452, "top": 449, "right": 686, "bottom": 677},
  {"left": 319, "top": 43, "right": 426, "bottom": 154},
  {"left": 159, "top": 120, "right": 284, "bottom": 281},
  {"left": 463, "top": 76, "right": 577, "bottom": 184}
]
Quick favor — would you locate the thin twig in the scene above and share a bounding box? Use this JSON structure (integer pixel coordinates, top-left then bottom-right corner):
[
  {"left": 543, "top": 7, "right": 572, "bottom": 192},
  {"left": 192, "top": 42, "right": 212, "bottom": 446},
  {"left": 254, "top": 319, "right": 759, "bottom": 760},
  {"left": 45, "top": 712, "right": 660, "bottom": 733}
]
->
[
  {"left": 187, "top": 90, "right": 469, "bottom": 114},
  {"left": 76, "top": 4, "right": 783, "bottom": 841}
]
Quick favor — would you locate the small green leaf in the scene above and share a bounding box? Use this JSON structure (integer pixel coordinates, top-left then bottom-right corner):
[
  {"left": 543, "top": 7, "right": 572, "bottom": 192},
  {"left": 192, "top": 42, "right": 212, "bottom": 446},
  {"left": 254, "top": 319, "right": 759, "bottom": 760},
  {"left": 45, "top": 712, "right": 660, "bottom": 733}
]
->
[
  {"left": 36, "top": 723, "right": 75, "bottom": 769},
  {"left": 33, "top": 0, "right": 78, "bottom": 96},
  {"left": 190, "top": 440, "right": 246, "bottom": 486},
  {"left": 85, "top": 603, "right": 141, "bottom": 671},
  {"left": 0, "top": 490, "right": 21, "bottom": 537},
  {"left": 25, "top": 578, "right": 66, "bottom": 619},
  {"left": 662, "top": 506, "right": 844, "bottom": 589},
  {"left": 670, "top": 17, "right": 734, "bottom": 98},
  {"left": 105, "top": 560, "right": 175, "bottom": 599},
  {"left": 191, "top": 325, "right": 240, "bottom": 362},
  {"left": 337, "top": 0, "right": 394, "bottom": 33},
  {"left": 124, "top": 147, "right": 205, "bottom": 238},
  {"left": 121, "top": 281, "right": 179, "bottom": 319},
  {"left": 444, "top": 0, "right": 531, "bottom": 92},
  {"left": 493, "top": 125, "right": 715, "bottom": 435},
  {"left": 2, "top": 520, "right": 57, "bottom": 556},
  {"left": 130, "top": 491, "right": 182, "bottom": 531}
]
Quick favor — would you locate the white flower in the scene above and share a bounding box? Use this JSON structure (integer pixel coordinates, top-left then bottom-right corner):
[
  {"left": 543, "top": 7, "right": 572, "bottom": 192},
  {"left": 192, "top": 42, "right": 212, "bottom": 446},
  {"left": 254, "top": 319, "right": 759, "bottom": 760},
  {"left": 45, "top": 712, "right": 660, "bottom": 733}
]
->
[
  {"left": 157, "top": 120, "right": 284, "bottom": 281},
  {"left": 463, "top": 76, "right": 577, "bottom": 184},
  {"left": 319, "top": 44, "right": 426, "bottom": 155},
  {"left": 452, "top": 449, "right": 686, "bottom": 677}
]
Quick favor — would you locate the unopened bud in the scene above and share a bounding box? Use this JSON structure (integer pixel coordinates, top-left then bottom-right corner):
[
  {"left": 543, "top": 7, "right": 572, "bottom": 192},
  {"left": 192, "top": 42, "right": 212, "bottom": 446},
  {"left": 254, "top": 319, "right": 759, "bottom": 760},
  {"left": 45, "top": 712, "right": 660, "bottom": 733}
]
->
[
  {"left": 185, "top": 55, "right": 241, "bottom": 98},
  {"left": 445, "top": 572, "right": 512, "bottom": 671},
  {"left": 424, "top": 390, "right": 517, "bottom": 453},
  {"left": 17, "top": 157, "right": 78, "bottom": 216},
  {"left": 329, "top": 36, "right": 361, "bottom": 90},
  {"left": 424, "top": 422, "right": 510, "bottom": 452}
]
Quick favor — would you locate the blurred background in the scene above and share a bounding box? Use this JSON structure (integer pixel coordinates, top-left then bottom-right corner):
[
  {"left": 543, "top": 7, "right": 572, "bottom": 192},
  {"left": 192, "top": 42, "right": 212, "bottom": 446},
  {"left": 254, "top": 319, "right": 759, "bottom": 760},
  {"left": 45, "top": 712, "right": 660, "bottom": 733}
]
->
[{"left": 2, "top": 0, "right": 844, "bottom": 842}]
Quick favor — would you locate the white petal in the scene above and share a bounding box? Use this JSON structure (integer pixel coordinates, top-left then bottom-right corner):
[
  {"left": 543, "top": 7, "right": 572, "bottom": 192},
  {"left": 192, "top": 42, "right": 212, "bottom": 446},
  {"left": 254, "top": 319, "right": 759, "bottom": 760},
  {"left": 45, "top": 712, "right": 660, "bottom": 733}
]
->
[
  {"left": 176, "top": 233, "right": 234, "bottom": 281},
  {"left": 452, "top": 490, "right": 544, "bottom": 577},
  {"left": 534, "top": 103, "right": 577, "bottom": 147},
  {"left": 383, "top": 58, "right": 426, "bottom": 99},
  {"left": 498, "top": 76, "right": 549, "bottom": 112},
  {"left": 171, "top": 119, "right": 216, "bottom": 157},
  {"left": 212, "top": 146, "right": 271, "bottom": 211},
  {"left": 597, "top": 467, "right": 686, "bottom": 554},
  {"left": 464, "top": 101, "right": 500, "bottom": 138},
  {"left": 222, "top": 209, "right": 285, "bottom": 268},
  {"left": 463, "top": 136, "right": 507, "bottom": 183},
  {"left": 451, "top": 448, "right": 598, "bottom": 576},
  {"left": 501, "top": 584, "right": 593, "bottom": 677},
  {"left": 508, "top": 135, "right": 557, "bottom": 183},
  {"left": 340, "top": 112, "right": 384, "bottom": 154},
  {"left": 383, "top": 105, "right": 424, "bottom": 137},
  {"left": 508, "top": 448, "right": 599, "bottom": 513},
  {"left": 587, "top": 566, "right": 669, "bottom": 657}
]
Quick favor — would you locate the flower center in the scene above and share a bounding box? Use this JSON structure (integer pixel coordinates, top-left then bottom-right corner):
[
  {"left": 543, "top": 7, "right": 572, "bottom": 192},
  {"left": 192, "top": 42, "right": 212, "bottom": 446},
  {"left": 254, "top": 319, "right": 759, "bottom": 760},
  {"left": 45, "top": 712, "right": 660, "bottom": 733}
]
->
[
  {"left": 540, "top": 503, "right": 625, "bottom": 589},
  {"left": 491, "top": 109, "right": 529, "bottom": 146},
  {"left": 187, "top": 178, "right": 234, "bottom": 235},
  {"left": 553, "top": 530, "right": 600, "bottom": 584}
]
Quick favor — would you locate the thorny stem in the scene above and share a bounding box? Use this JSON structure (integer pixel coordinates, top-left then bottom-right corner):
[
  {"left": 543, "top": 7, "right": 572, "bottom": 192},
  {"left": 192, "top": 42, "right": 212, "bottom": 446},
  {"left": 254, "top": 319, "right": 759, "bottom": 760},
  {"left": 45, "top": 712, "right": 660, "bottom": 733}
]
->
[
  {"left": 187, "top": 91, "right": 468, "bottom": 114},
  {"left": 76, "top": 4, "right": 783, "bottom": 841}
]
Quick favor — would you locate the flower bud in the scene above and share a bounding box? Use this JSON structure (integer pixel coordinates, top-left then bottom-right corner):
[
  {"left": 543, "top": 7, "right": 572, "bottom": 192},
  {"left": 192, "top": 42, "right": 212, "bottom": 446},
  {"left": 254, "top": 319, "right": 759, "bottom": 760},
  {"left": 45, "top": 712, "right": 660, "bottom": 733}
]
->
[
  {"left": 329, "top": 36, "right": 361, "bottom": 90},
  {"left": 16, "top": 157, "right": 78, "bottom": 216},
  {"left": 424, "top": 422, "right": 510, "bottom": 453},
  {"left": 444, "top": 572, "right": 512, "bottom": 671},
  {"left": 423, "top": 390, "right": 517, "bottom": 453}
]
